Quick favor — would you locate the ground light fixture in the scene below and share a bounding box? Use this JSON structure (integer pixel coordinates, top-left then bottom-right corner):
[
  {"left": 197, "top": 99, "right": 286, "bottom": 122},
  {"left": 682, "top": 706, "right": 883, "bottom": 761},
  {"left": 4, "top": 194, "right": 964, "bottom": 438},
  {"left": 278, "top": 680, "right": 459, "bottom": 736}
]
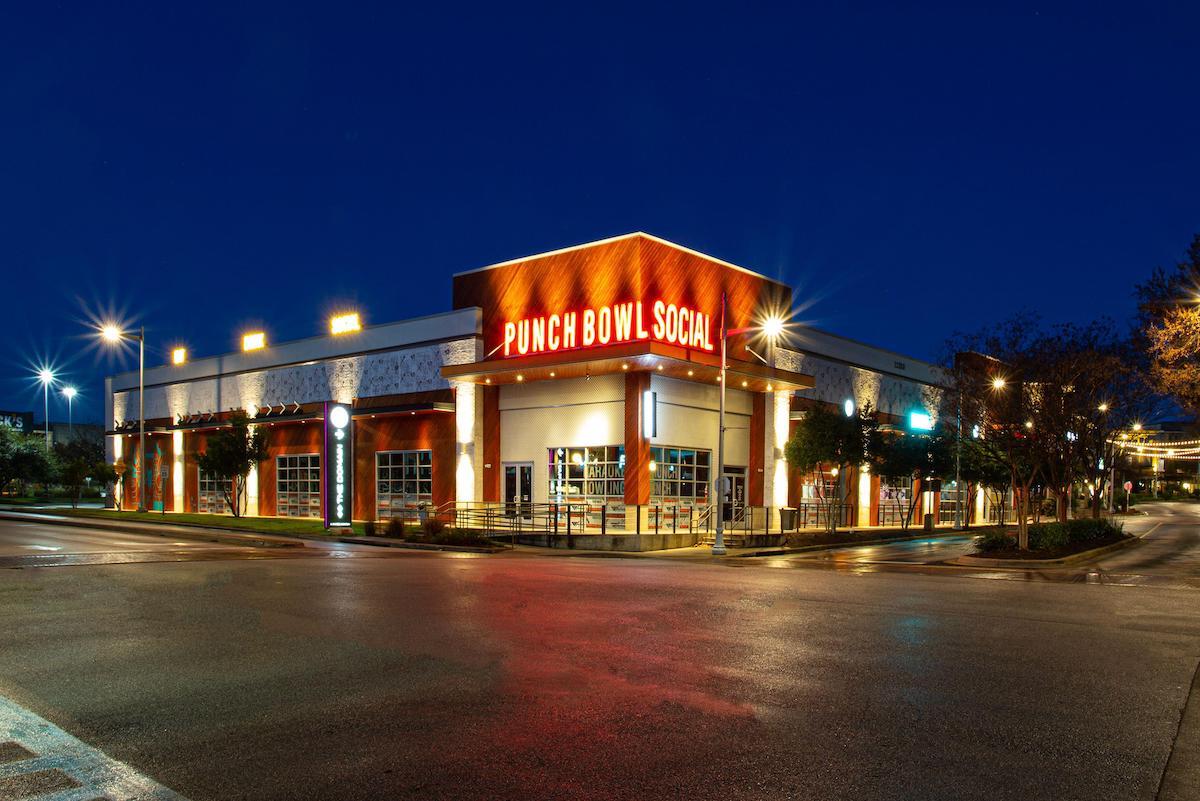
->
[{"left": 97, "top": 323, "right": 147, "bottom": 512}]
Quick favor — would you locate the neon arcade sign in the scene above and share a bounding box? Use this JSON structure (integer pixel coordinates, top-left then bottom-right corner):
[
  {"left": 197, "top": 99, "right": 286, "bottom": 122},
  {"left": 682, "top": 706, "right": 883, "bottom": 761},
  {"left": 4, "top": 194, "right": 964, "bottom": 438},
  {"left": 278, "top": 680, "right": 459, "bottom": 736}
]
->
[
  {"left": 501, "top": 300, "right": 715, "bottom": 357},
  {"left": 323, "top": 402, "right": 353, "bottom": 528}
]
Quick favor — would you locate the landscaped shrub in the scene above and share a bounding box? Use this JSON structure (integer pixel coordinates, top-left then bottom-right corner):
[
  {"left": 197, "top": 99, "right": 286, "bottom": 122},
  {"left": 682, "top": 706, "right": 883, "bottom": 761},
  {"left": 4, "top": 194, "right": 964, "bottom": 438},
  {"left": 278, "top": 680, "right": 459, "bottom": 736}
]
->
[
  {"left": 363, "top": 520, "right": 377, "bottom": 537},
  {"left": 422, "top": 517, "right": 447, "bottom": 538},
  {"left": 384, "top": 517, "right": 406, "bottom": 538},
  {"left": 1028, "top": 522, "right": 1069, "bottom": 551},
  {"left": 976, "top": 529, "right": 1015, "bottom": 552},
  {"left": 1062, "top": 517, "right": 1123, "bottom": 543}
]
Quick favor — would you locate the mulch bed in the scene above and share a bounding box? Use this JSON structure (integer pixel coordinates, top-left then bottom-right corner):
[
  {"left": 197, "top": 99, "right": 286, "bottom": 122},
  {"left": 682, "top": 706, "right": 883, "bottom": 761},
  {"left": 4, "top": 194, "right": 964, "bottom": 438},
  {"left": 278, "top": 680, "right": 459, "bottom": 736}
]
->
[{"left": 973, "top": 532, "right": 1130, "bottom": 560}]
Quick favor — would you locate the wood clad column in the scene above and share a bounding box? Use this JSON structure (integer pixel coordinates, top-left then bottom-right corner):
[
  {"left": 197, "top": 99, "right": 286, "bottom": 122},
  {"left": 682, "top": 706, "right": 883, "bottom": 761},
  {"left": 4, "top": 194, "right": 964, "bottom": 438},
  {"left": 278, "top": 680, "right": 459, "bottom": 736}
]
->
[
  {"left": 748, "top": 393, "right": 766, "bottom": 507},
  {"left": 482, "top": 385, "right": 501, "bottom": 503},
  {"left": 624, "top": 372, "right": 651, "bottom": 515}
]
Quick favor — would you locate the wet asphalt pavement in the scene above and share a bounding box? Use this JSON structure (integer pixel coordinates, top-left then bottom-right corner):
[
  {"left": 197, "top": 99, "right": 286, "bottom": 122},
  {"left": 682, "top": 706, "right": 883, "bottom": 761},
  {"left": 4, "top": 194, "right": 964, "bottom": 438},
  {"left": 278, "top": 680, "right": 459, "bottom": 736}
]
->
[{"left": 1, "top": 508, "right": 1199, "bottom": 800}]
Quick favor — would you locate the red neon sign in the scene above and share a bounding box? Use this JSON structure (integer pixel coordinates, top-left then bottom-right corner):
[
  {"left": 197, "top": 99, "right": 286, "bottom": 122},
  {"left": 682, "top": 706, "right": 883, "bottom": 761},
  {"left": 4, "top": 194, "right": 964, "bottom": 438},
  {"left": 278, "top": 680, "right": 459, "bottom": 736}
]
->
[{"left": 502, "top": 300, "right": 715, "bottom": 357}]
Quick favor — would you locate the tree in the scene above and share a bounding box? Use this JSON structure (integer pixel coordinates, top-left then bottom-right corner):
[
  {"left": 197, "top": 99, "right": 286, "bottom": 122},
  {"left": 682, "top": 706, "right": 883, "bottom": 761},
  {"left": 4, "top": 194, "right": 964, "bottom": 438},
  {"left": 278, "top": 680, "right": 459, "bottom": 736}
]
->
[
  {"left": 942, "top": 314, "right": 1159, "bottom": 545},
  {"left": 1137, "top": 235, "right": 1200, "bottom": 412},
  {"left": 0, "top": 426, "right": 55, "bottom": 497},
  {"left": 869, "top": 430, "right": 952, "bottom": 530},
  {"left": 784, "top": 402, "right": 876, "bottom": 534},
  {"left": 52, "top": 439, "right": 110, "bottom": 509},
  {"left": 195, "top": 411, "right": 268, "bottom": 517}
]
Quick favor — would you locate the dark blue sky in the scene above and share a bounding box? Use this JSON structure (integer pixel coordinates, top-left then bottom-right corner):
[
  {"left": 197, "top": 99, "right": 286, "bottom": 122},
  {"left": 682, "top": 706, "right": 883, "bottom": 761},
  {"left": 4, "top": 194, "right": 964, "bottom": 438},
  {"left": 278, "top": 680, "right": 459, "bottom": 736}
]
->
[{"left": 3, "top": 2, "right": 1198, "bottom": 425}]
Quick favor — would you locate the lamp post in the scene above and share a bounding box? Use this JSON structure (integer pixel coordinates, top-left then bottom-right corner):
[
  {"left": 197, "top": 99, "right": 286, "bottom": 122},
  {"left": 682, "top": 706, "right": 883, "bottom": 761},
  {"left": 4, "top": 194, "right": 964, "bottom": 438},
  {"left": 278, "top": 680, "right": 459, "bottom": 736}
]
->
[
  {"left": 101, "top": 324, "right": 146, "bottom": 513},
  {"left": 37, "top": 368, "right": 55, "bottom": 452},
  {"left": 62, "top": 386, "right": 77, "bottom": 441},
  {"left": 953, "top": 390, "right": 964, "bottom": 530},
  {"left": 712, "top": 303, "right": 786, "bottom": 555}
]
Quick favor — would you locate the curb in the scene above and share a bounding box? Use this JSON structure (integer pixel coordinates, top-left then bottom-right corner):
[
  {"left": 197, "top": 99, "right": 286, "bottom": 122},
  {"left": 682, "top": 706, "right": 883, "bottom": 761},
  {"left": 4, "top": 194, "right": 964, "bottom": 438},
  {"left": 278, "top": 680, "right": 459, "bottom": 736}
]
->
[
  {"left": 738, "top": 530, "right": 974, "bottom": 558},
  {"left": 949, "top": 535, "right": 1141, "bottom": 569},
  {"left": 0, "top": 511, "right": 305, "bottom": 550},
  {"left": 300, "top": 534, "right": 502, "bottom": 555}
]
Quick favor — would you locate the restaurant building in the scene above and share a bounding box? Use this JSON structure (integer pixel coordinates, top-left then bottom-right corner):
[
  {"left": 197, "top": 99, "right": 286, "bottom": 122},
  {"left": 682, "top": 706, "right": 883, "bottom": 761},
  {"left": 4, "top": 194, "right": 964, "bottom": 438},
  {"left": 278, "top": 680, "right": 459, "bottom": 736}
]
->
[{"left": 105, "top": 233, "right": 949, "bottom": 545}]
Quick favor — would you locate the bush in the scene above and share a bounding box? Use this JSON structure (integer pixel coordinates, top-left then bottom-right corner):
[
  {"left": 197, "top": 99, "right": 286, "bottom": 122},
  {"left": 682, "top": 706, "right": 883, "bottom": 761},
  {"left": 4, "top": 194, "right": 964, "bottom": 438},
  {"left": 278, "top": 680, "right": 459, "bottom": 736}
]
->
[
  {"left": 1028, "top": 522, "right": 1069, "bottom": 551},
  {"left": 384, "top": 517, "right": 406, "bottom": 538},
  {"left": 363, "top": 520, "right": 376, "bottom": 537},
  {"left": 976, "top": 529, "right": 1015, "bottom": 552},
  {"left": 422, "top": 517, "right": 446, "bottom": 538},
  {"left": 1063, "top": 517, "right": 1123, "bottom": 543}
]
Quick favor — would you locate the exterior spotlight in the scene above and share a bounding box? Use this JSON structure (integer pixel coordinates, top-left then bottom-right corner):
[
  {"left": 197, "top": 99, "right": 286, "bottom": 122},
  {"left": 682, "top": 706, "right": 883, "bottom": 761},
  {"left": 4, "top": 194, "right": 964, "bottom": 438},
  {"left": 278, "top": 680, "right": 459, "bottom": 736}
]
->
[
  {"left": 1098, "top": 403, "right": 1108, "bottom": 412},
  {"left": 101, "top": 324, "right": 123, "bottom": 343},
  {"left": 844, "top": 398, "right": 855, "bottom": 417},
  {"left": 1132, "top": 422, "right": 1143, "bottom": 432},
  {"left": 172, "top": 347, "right": 187, "bottom": 365},
  {"left": 242, "top": 332, "right": 266, "bottom": 351},
  {"left": 330, "top": 312, "right": 361, "bottom": 335},
  {"left": 991, "top": 377, "right": 1006, "bottom": 390}
]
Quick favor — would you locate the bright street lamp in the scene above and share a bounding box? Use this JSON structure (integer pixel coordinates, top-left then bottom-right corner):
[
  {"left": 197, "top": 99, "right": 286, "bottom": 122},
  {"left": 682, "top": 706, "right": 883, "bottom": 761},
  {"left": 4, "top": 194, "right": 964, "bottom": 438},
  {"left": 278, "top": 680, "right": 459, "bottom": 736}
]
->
[
  {"left": 62, "top": 386, "right": 77, "bottom": 441},
  {"left": 98, "top": 323, "right": 147, "bottom": 512},
  {"left": 991, "top": 377, "right": 1006, "bottom": 390},
  {"left": 37, "top": 368, "right": 55, "bottom": 451}
]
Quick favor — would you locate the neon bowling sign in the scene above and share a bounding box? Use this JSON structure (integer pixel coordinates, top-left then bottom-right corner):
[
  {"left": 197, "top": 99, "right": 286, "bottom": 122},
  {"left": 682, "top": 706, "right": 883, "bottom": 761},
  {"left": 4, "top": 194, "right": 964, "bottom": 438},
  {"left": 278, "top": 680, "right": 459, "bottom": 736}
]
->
[{"left": 502, "top": 300, "right": 715, "bottom": 357}]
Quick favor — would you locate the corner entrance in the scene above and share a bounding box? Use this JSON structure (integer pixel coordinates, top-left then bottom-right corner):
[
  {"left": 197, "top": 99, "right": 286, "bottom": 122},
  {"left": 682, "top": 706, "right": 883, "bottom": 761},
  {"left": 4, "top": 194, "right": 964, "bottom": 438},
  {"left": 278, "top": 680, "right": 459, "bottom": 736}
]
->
[
  {"left": 722, "top": 466, "right": 746, "bottom": 523},
  {"left": 503, "top": 462, "right": 534, "bottom": 520}
]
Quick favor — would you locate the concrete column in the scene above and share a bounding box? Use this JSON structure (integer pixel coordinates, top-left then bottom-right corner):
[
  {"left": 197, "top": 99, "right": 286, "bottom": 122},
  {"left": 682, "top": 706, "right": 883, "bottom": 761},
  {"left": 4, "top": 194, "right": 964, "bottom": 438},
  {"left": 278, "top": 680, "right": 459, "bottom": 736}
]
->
[
  {"left": 454, "top": 381, "right": 483, "bottom": 505},
  {"left": 769, "top": 390, "right": 791, "bottom": 510},
  {"left": 857, "top": 468, "right": 872, "bottom": 528}
]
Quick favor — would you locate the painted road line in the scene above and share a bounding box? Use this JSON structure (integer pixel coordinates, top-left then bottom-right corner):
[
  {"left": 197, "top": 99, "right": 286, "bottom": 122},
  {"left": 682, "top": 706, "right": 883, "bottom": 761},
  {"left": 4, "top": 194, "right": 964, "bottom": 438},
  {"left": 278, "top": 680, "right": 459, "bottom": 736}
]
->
[{"left": 0, "top": 693, "right": 188, "bottom": 800}]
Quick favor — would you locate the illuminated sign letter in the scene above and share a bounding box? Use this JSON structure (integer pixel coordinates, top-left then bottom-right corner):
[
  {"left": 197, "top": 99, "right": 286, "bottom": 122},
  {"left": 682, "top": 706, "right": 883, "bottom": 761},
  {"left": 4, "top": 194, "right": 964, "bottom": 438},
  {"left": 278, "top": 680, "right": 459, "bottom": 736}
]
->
[
  {"left": 636, "top": 301, "right": 650, "bottom": 339},
  {"left": 503, "top": 322, "right": 517, "bottom": 357},
  {"left": 548, "top": 314, "right": 561, "bottom": 351},
  {"left": 652, "top": 300, "right": 666, "bottom": 340},
  {"left": 323, "top": 402, "right": 353, "bottom": 529},
  {"left": 597, "top": 306, "right": 612, "bottom": 344},
  {"left": 614, "top": 303, "right": 633, "bottom": 342},
  {"left": 563, "top": 312, "right": 577, "bottom": 349},
  {"left": 517, "top": 319, "right": 531, "bottom": 355},
  {"left": 531, "top": 316, "right": 546, "bottom": 353},
  {"left": 582, "top": 308, "right": 596, "bottom": 347}
]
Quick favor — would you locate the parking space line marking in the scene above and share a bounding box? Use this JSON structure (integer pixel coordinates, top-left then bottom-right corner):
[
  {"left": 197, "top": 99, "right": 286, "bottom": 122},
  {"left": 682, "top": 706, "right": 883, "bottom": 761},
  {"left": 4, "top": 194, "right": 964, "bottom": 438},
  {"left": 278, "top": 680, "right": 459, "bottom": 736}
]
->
[{"left": 0, "top": 694, "right": 189, "bottom": 800}]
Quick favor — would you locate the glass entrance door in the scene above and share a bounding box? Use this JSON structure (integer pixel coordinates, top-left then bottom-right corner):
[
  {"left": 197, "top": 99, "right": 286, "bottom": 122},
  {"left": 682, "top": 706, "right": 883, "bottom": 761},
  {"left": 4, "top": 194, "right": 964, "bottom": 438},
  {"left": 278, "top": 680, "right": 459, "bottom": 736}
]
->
[
  {"left": 504, "top": 462, "right": 534, "bottom": 520},
  {"left": 722, "top": 467, "right": 746, "bottom": 523}
]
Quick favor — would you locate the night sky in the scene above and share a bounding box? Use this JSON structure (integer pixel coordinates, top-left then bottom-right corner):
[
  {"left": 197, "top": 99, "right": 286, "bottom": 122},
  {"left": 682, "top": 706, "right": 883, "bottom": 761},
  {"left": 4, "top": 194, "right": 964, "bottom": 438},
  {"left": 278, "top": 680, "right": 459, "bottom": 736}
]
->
[{"left": 3, "top": 3, "right": 1198, "bottom": 425}]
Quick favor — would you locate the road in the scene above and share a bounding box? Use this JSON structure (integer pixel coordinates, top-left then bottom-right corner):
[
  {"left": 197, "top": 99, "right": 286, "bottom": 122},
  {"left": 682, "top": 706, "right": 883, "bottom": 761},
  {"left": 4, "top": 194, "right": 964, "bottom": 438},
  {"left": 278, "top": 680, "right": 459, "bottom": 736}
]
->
[{"left": 0, "top": 507, "right": 1198, "bottom": 800}]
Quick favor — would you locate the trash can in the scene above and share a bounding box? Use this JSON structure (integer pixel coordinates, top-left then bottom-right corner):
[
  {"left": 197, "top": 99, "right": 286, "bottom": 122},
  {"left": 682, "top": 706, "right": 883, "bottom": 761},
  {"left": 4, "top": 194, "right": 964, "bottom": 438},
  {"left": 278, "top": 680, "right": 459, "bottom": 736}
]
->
[{"left": 780, "top": 507, "right": 798, "bottom": 531}]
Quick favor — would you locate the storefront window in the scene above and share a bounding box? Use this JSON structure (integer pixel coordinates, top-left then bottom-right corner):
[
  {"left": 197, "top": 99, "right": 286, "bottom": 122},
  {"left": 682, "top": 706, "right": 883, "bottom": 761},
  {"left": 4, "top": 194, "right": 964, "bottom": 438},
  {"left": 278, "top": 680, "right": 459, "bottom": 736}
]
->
[
  {"left": 878, "top": 476, "right": 911, "bottom": 526},
  {"left": 649, "top": 446, "right": 711, "bottom": 503},
  {"left": 198, "top": 469, "right": 231, "bottom": 514},
  {"left": 277, "top": 454, "right": 321, "bottom": 518},
  {"left": 548, "top": 446, "right": 624, "bottom": 528},
  {"left": 377, "top": 450, "right": 433, "bottom": 520}
]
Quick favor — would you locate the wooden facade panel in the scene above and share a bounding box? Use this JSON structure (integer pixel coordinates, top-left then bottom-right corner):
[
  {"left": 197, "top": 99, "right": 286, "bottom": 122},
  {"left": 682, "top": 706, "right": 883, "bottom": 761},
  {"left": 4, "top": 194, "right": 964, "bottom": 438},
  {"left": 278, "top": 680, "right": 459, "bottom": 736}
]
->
[{"left": 352, "top": 413, "right": 456, "bottom": 521}]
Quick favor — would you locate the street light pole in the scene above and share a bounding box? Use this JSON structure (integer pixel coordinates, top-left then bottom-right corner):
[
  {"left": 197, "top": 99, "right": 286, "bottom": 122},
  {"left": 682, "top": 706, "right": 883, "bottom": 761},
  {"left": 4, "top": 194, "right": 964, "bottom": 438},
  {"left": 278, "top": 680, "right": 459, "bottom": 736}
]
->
[
  {"left": 99, "top": 323, "right": 147, "bottom": 512},
  {"left": 43, "top": 378, "right": 50, "bottom": 452},
  {"left": 712, "top": 291, "right": 728, "bottom": 556},
  {"left": 138, "top": 326, "right": 146, "bottom": 513},
  {"left": 62, "top": 386, "right": 77, "bottom": 441},
  {"left": 953, "top": 390, "right": 964, "bottom": 530}
]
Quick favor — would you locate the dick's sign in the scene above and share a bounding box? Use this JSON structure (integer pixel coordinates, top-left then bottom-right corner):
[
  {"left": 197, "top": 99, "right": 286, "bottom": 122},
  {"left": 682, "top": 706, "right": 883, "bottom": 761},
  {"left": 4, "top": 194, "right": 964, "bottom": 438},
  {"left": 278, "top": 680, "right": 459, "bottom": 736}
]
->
[{"left": 323, "top": 402, "right": 353, "bottom": 528}]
